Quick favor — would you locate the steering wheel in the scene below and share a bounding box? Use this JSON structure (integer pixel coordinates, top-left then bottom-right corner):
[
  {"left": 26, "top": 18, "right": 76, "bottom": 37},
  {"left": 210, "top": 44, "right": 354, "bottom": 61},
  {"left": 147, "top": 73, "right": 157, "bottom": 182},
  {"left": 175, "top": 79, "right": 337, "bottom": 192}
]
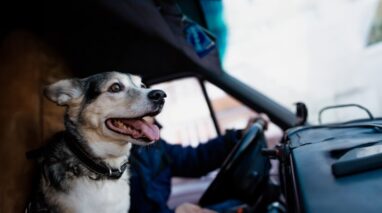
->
[{"left": 199, "top": 120, "right": 271, "bottom": 207}]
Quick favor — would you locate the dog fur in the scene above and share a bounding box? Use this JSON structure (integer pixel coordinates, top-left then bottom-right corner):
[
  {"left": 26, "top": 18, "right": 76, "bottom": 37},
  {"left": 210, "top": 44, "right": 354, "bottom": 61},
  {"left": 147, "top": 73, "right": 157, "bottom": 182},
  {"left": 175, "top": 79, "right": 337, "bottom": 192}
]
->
[{"left": 28, "top": 71, "right": 165, "bottom": 213}]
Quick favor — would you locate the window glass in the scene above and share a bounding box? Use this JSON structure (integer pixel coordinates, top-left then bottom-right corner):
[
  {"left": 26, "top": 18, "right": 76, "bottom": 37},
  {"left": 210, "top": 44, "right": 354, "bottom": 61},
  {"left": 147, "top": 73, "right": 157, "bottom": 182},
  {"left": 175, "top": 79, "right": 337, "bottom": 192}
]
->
[
  {"left": 152, "top": 78, "right": 217, "bottom": 147},
  {"left": 223, "top": 0, "right": 382, "bottom": 124},
  {"left": 152, "top": 78, "right": 283, "bottom": 148},
  {"left": 205, "top": 82, "right": 283, "bottom": 148},
  {"left": 205, "top": 82, "right": 253, "bottom": 132}
]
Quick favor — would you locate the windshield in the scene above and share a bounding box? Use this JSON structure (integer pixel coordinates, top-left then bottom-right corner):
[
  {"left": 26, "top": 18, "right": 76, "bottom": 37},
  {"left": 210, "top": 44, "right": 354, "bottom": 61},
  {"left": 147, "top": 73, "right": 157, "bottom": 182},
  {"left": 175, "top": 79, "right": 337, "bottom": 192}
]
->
[{"left": 222, "top": 0, "right": 382, "bottom": 124}]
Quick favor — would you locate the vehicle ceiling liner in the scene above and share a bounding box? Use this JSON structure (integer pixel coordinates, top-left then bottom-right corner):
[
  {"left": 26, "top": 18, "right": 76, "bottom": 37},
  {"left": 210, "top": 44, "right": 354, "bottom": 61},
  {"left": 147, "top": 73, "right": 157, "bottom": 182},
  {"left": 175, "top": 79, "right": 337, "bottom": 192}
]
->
[{"left": 2, "top": 0, "right": 223, "bottom": 83}]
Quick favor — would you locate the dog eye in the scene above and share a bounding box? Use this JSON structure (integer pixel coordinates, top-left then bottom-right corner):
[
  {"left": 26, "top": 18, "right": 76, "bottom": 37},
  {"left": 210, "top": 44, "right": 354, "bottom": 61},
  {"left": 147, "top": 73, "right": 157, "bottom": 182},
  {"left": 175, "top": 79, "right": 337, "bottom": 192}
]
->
[
  {"left": 140, "top": 83, "right": 147, "bottom": 88},
  {"left": 108, "top": 83, "right": 123, "bottom": 93}
]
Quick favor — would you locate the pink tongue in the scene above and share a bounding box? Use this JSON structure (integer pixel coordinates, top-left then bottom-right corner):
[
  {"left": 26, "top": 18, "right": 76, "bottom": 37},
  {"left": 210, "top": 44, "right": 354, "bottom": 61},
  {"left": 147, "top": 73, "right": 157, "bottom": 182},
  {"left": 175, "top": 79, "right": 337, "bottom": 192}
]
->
[{"left": 123, "top": 119, "right": 160, "bottom": 141}]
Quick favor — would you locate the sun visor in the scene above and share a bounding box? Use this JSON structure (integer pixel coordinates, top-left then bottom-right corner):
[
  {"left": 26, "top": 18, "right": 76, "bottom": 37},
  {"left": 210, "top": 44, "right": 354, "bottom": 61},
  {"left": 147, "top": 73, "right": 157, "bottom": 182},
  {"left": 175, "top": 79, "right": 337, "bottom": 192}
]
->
[{"left": 14, "top": 0, "right": 223, "bottom": 81}]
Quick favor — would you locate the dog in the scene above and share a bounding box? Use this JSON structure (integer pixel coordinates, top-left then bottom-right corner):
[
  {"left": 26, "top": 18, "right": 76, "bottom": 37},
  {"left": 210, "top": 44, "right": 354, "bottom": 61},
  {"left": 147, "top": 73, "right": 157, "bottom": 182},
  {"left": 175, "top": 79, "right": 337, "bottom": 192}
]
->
[{"left": 26, "top": 71, "right": 166, "bottom": 213}]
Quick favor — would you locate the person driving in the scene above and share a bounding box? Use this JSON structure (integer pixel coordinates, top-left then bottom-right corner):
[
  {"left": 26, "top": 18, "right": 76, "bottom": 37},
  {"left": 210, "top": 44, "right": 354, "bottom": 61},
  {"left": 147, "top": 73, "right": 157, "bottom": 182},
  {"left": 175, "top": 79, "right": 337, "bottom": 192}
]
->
[{"left": 129, "top": 114, "right": 270, "bottom": 213}]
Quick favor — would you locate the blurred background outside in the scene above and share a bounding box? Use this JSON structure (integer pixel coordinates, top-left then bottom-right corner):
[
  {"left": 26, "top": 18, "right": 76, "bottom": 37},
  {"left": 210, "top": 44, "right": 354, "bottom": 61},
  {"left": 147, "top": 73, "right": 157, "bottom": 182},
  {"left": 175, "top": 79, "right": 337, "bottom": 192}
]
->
[{"left": 224, "top": 0, "right": 382, "bottom": 124}]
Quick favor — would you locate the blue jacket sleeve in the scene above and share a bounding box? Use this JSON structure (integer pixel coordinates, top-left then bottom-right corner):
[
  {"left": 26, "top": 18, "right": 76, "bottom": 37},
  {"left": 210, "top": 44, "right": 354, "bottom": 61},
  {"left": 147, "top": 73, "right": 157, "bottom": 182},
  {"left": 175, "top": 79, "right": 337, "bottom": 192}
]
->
[{"left": 163, "top": 130, "right": 242, "bottom": 177}]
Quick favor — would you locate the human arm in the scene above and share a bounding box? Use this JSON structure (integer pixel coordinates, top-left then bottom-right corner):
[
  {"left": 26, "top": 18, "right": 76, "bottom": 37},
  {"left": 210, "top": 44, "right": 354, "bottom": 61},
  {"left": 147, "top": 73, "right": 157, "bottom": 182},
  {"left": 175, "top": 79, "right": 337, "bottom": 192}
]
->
[
  {"left": 162, "top": 129, "right": 242, "bottom": 178},
  {"left": 163, "top": 113, "right": 270, "bottom": 177}
]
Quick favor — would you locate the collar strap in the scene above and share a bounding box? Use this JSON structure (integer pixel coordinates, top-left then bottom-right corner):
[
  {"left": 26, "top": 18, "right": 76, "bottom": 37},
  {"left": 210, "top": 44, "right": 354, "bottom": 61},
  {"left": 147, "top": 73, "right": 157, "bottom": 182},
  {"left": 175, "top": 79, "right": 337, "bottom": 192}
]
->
[{"left": 64, "top": 133, "right": 129, "bottom": 179}]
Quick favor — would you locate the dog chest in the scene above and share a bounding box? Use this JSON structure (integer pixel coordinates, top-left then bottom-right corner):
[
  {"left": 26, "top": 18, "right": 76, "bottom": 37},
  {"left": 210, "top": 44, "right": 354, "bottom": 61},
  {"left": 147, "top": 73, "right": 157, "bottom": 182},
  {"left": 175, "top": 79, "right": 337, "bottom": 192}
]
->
[{"left": 57, "top": 174, "right": 130, "bottom": 213}]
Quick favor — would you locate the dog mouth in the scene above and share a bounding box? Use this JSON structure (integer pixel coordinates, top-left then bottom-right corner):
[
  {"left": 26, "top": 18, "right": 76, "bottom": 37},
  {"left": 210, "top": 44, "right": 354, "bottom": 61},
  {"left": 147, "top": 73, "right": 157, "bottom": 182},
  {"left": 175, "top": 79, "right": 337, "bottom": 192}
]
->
[{"left": 105, "top": 116, "right": 160, "bottom": 142}]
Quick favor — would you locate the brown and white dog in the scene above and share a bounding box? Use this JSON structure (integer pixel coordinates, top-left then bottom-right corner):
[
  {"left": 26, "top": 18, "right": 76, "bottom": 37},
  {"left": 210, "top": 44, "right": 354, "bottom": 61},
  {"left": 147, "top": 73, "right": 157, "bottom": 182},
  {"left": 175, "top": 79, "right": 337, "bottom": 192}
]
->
[{"left": 27, "top": 71, "right": 166, "bottom": 213}]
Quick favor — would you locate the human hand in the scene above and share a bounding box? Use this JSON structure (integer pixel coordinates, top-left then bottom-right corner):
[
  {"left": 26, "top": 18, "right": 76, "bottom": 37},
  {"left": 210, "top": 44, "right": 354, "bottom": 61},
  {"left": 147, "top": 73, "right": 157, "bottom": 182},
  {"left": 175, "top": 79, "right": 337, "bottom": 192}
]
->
[
  {"left": 175, "top": 203, "right": 217, "bottom": 213},
  {"left": 242, "top": 113, "right": 270, "bottom": 137}
]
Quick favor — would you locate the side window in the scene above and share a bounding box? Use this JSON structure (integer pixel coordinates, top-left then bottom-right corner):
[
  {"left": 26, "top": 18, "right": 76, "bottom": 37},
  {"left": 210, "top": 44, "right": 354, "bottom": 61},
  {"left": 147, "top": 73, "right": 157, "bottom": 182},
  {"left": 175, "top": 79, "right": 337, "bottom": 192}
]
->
[
  {"left": 152, "top": 78, "right": 217, "bottom": 147},
  {"left": 152, "top": 78, "right": 283, "bottom": 148},
  {"left": 205, "top": 82, "right": 283, "bottom": 147},
  {"left": 204, "top": 82, "right": 255, "bottom": 133}
]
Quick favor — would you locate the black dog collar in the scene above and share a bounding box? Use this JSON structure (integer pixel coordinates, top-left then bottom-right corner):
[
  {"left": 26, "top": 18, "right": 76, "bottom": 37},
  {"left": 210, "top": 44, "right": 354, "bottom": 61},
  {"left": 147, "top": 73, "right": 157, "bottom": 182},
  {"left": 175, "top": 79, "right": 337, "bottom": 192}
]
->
[{"left": 65, "top": 133, "right": 129, "bottom": 179}]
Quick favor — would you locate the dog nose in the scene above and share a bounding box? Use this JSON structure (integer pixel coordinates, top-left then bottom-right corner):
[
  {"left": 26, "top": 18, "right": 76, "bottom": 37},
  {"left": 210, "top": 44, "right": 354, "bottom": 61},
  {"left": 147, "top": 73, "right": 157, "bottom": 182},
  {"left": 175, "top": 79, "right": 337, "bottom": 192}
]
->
[{"left": 148, "top": 90, "right": 167, "bottom": 103}]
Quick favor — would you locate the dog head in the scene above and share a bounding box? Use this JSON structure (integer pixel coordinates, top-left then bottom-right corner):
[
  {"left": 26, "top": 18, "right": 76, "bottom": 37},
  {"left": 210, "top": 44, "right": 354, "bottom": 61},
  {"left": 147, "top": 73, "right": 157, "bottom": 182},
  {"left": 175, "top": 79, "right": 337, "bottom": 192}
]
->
[{"left": 44, "top": 71, "right": 166, "bottom": 146}]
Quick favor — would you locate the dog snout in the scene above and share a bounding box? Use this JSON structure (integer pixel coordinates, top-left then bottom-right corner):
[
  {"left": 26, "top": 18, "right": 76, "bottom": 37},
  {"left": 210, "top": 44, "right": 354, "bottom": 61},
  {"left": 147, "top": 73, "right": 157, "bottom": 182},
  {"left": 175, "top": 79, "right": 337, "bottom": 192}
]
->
[{"left": 148, "top": 90, "right": 166, "bottom": 104}]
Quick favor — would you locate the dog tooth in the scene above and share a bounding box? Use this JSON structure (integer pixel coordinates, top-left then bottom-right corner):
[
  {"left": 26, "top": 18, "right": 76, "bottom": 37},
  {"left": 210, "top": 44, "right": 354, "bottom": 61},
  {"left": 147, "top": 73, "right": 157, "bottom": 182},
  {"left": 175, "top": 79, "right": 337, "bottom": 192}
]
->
[{"left": 116, "top": 121, "right": 125, "bottom": 128}]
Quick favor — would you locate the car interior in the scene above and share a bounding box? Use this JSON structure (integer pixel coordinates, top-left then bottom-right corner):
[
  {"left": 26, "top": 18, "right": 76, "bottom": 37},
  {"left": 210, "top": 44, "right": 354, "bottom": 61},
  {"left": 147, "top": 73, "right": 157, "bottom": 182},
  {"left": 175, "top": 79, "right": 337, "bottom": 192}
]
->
[{"left": 2, "top": 0, "right": 382, "bottom": 212}]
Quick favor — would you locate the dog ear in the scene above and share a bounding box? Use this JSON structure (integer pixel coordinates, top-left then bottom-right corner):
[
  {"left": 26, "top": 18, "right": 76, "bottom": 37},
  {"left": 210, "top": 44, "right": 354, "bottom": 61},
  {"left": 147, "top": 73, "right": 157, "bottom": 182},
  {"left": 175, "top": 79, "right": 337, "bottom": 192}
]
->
[{"left": 44, "top": 79, "right": 83, "bottom": 106}]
